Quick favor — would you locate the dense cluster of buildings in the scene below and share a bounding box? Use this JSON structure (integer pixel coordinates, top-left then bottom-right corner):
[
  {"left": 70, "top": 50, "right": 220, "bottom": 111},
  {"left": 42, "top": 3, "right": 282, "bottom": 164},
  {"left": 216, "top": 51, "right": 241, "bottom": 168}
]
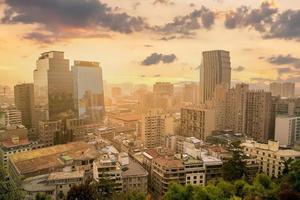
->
[{"left": 1, "top": 50, "right": 300, "bottom": 199}]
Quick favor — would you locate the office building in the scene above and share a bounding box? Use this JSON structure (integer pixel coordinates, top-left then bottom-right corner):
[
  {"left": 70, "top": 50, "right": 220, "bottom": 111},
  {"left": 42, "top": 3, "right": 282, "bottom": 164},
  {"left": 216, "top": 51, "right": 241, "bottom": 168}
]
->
[
  {"left": 180, "top": 106, "right": 216, "bottom": 140},
  {"left": 242, "top": 140, "right": 300, "bottom": 178},
  {"left": 72, "top": 61, "right": 105, "bottom": 122},
  {"left": 269, "top": 82, "right": 295, "bottom": 98},
  {"left": 141, "top": 110, "right": 174, "bottom": 148},
  {"left": 14, "top": 83, "right": 35, "bottom": 129},
  {"left": 200, "top": 50, "right": 231, "bottom": 102},
  {"left": 275, "top": 115, "right": 300, "bottom": 147},
  {"left": 33, "top": 51, "right": 74, "bottom": 121}
]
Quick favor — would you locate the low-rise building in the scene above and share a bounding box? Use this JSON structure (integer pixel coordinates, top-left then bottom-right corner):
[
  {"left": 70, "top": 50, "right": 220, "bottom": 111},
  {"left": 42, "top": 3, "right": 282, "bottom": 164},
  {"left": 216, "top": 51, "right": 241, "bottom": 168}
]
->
[
  {"left": 9, "top": 142, "right": 97, "bottom": 185},
  {"left": 242, "top": 140, "right": 300, "bottom": 178}
]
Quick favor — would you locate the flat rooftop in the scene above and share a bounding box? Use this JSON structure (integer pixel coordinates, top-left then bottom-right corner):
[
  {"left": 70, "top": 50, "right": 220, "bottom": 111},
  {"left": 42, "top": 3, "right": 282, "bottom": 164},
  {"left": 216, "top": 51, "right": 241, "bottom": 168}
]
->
[
  {"left": 122, "top": 159, "right": 148, "bottom": 177},
  {"left": 112, "top": 114, "right": 141, "bottom": 122},
  {"left": 10, "top": 142, "right": 97, "bottom": 176},
  {"left": 48, "top": 170, "right": 84, "bottom": 181}
]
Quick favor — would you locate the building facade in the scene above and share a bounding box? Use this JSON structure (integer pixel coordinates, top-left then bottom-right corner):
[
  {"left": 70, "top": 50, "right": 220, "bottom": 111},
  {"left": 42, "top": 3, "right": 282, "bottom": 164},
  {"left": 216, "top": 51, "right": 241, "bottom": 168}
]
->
[
  {"left": 141, "top": 110, "right": 174, "bottom": 148},
  {"left": 72, "top": 61, "right": 105, "bottom": 122},
  {"left": 275, "top": 115, "right": 300, "bottom": 147},
  {"left": 14, "top": 83, "right": 35, "bottom": 129},
  {"left": 33, "top": 51, "right": 74, "bottom": 121},
  {"left": 200, "top": 50, "right": 231, "bottom": 103},
  {"left": 180, "top": 106, "right": 216, "bottom": 140}
]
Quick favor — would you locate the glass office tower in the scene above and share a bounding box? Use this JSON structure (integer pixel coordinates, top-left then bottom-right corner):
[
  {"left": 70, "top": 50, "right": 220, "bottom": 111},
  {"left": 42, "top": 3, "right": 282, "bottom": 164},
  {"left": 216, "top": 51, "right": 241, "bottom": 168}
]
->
[
  {"left": 72, "top": 61, "right": 105, "bottom": 122},
  {"left": 33, "top": 51, "right": 75, "bottom": 121}
]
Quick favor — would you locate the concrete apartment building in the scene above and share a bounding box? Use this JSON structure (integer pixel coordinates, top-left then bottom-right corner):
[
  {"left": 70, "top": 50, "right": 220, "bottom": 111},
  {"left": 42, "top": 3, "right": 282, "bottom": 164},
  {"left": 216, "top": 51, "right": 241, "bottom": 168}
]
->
[
  {"left": 2, "top": 108, "right": 22, "bottom": 127},
  {"left": 245, "top": 91, "right": 272, "bottom": 142},
  {"left": 225, "top": 83, "right": 249, "bottom": 134},
  {"left": 275, "top": 115, "right": 300, "bottom": 147},
  {"left": 224, "top": 84, "right": 272, "bottom": 143},
  {"left": 242, "top": 140, "right": 300, "bottom": 178},
  {"left": 141, "top": 109, "right": 174, "bottom": 148},
  {"left": 142, "top": 146, "right": 221, "bottom": 196},
  {"left": 180, "top": 105, "right": 216, "bottom": 140},
  {"left": 0, "top": 134, "right": 34, "bottom": 170},
  {"left": 200, "top": 50, "right": 231, "bottom": 103},
  {"left": 93, "top": 154, "right": 123, "bottom": 192}
]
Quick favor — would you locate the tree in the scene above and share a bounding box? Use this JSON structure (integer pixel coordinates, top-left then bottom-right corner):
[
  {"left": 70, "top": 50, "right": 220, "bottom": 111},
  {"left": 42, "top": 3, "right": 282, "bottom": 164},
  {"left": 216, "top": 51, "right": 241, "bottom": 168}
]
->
[
  {"left": 35, "top": 193, "right": 52, "bottom": 200},
  {"left": 67, "top": 180, "right": 98, "bottom": 200},
  {"left": 0, "top": 167, "right": 24, "bottom": 200},
  {"left": 222, "top": 142, "right": 247, "bottom": 181}
]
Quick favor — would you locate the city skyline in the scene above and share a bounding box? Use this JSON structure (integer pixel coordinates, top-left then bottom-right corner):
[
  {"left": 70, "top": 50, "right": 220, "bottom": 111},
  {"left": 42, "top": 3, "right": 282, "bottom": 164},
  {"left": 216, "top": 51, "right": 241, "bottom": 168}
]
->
[{"left": 0, "top": 0, "right": 300, "bottom": 91}]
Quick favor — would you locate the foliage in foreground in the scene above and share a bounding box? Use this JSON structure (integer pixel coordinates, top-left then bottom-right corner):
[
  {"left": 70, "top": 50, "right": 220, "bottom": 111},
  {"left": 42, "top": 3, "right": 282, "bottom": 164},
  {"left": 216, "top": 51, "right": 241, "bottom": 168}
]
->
[
  {"left": 0, "top": 167, "right": 24, "bottom": 200},
  {"left": 163, "top": 159, "right": 300, "bottom": 200}
]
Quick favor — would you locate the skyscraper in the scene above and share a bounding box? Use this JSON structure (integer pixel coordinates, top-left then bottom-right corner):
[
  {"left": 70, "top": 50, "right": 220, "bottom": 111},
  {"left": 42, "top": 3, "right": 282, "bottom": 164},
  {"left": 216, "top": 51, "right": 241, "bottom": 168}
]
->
[
  {"left": 33, "top": 51, "right": 74, "bottom": 121},
  {"left": 14, "top": 83, "right": 34, "bottom": 129},
  {"left": 200, "top": 50, "right": 231, "bottom": 103},
  {"left": 72, "top": 60, "right": 105, "bottom": 122}
]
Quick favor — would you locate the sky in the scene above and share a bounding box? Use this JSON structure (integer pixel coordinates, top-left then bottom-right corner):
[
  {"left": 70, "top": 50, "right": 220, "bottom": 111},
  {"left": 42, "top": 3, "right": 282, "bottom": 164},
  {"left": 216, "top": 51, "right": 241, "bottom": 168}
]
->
[{"left": 0, "top": 0, "right": 300, "bottom": 91}]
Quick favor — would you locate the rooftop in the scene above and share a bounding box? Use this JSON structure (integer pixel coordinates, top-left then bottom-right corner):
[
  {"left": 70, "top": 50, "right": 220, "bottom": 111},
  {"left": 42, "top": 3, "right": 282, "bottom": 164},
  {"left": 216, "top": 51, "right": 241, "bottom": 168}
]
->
[
  {"left": 10, "top": 142, "right": 97, "bottom": 176},
  {"left": 112, "top": 114, "right": 141, "bottom": 122},
  {"left": 121, "top": 159, "right": 148, "bottom": 177},
  {"left": 153, "top": 157, "right": 184, "bottom": 168},
  {"left": 48, "top": 170, "right": 84, "bottom": 181}
]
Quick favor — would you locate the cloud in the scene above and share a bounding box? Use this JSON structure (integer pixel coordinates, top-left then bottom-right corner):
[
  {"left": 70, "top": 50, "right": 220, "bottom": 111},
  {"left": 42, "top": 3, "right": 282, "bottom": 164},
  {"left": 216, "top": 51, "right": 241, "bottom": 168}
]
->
[
  {"left": 141, "top": 53, "right": 177, "bottom": 66},
  {"left": 277, "top": 67, "right": 292, "bottom": 75},
  {"left": 265, "top": 9, "right": 300, "bottom": 40},
  {"left": 265, "top": 54, "right": 300, "bottom": 68},
  {"left": 232, "top": 66, "right": 245, "bottom": 72},
  {"left": 153, "top": 0, "right": 174, "bottom": 6},
  {"left": 225, "top": 2, "right": 278, "bottom": 32},
  {"left": 153, "top": 6, "right": 215, "bottom": 36},
  {"left": 1, "top": 0, "right": 146, "bottom": 43},
  {"left": 154, "top": 74, "right": 161, "bottom": 77}
]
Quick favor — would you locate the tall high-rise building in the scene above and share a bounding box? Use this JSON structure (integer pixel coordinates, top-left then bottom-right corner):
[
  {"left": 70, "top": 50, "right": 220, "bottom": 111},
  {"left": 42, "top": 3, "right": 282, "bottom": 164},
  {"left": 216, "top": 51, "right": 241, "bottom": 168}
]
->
[
  {"left": 225, "top": 83, "right": 249, "bottom": 134},
  {"left": 224, "top": 84, "right": 272, "bottom": 142},
  {"left": 33, "top": 51, "right": 74, "bottom": 121},
  {"left": 245, "top": 91, "right": 272, "bottom": 142},
  {"left": 72, "top": 61, "right": 105, "bottom": 122},
  {"left": 200, "top": 50, "right": 231, "bottom": 103},
  {"left": 141, "top": 109, "right": 174, "bottom": 148},
  {"left": 14, "top": 83, "right": 34, "bottom": 129},
  {"left": 269, "top": 82, "right": 295, "bottom": 98}
]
